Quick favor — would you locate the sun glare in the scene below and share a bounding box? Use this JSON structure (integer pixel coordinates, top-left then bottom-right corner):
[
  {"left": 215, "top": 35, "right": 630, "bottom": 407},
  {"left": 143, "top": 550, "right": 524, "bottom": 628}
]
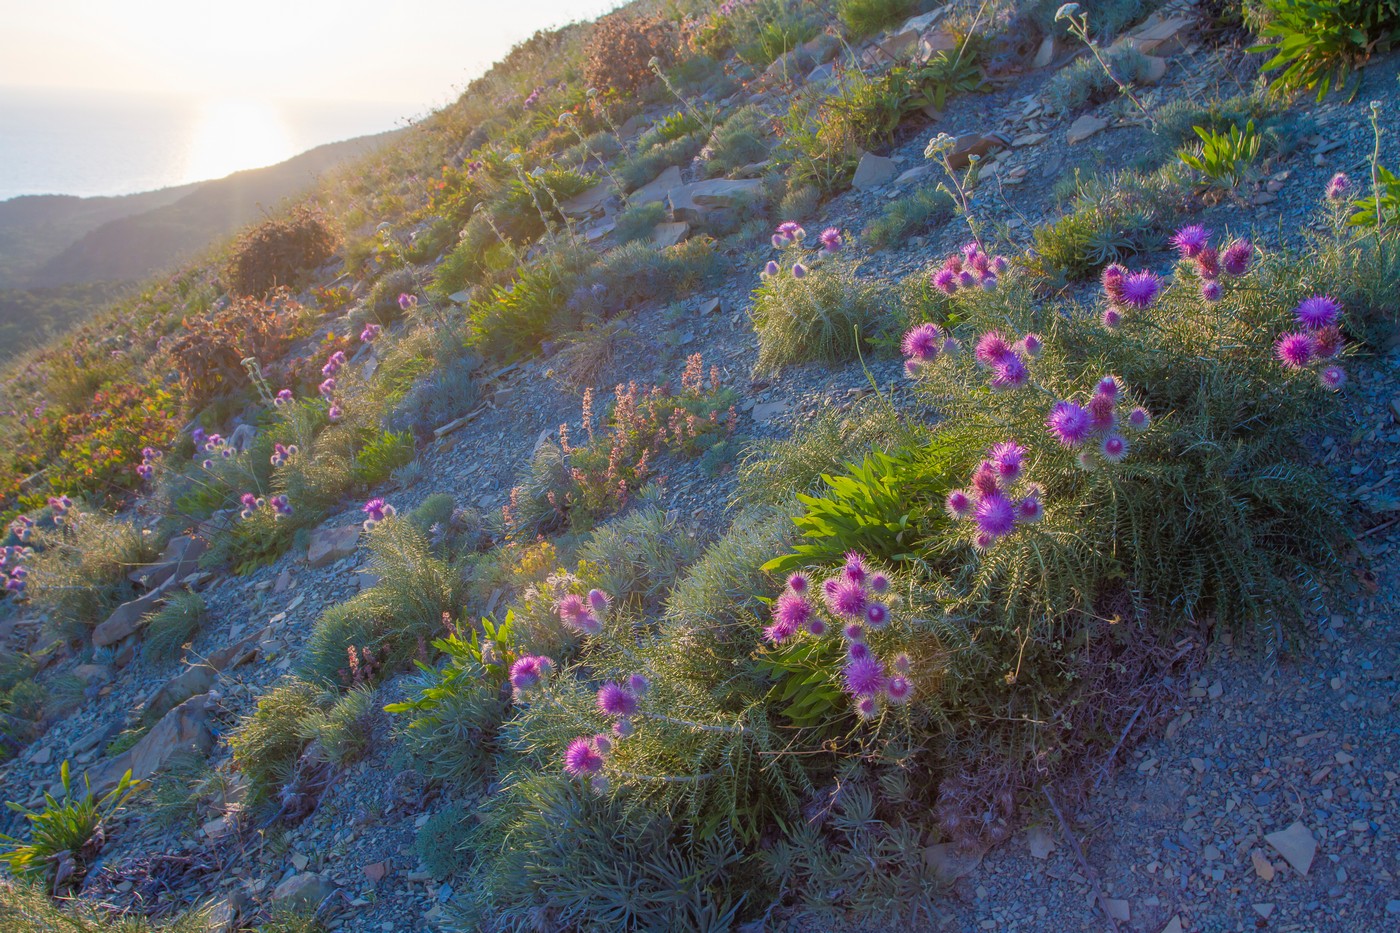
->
[{"left": 184, "top": 97, "right": 294, "bottom": 183}]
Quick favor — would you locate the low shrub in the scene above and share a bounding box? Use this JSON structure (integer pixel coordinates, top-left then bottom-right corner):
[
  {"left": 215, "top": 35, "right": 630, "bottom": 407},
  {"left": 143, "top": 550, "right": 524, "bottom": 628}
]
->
[
  {"left": 576, "top": 506, "right": 704, "bottom": 613},
  {"left": 224, "top": 206, "right": 338, "bottom": 298},
  {"left": 863, "top": 187, "right": 956, "bottom": 249},
  {"left": 469, "top": 247, "right": 592, "bottom": 362},
  {"left": 1045, "top": 45, "right": 1155, "bottom": 112},
  {"left": 388, "top": 354, "right": 481, "bottom": 440},
  {"left": 616, "top": 133, "right": 706, "bottom": 192},
  {"left": 612, "top": 199, "right": 669, "bottom": 245},
  {"left": 143, "top": 591, "right": 207, "bottom": 663},
  {"left": 572, "top": 237, "right": 725, "bottom": 310},
  {"left": 163, "top": 290, "right": 307, "bottom": 409},
  {"left": 583, "top": 12, "right": 678, "bottom": 94},
  {"left": 704, "top": 106, "right": 771, "bottom": 177},
  {"left": 749, "top": 232, "right": 889, "bottom": 373},
  {"left": 416, "top": 802, "right": 474, "bottom": 878},
  {"left": 838, "top": 0, "right": 916, "bottom": 38},
  {"left": 302, "top": 684, "right": 378, "bottom": 767},
  {"left": 228, "top": 679, "right": 325, "bottom": 802},
  {"left": 351, "top": 429, "right": 414, "bottom": 485},
  {"left": 0, "top": 877, "right": 216, "bottom": 931},
  {"left": 367, "top": 267, "right": 420, "bottom": 326}
]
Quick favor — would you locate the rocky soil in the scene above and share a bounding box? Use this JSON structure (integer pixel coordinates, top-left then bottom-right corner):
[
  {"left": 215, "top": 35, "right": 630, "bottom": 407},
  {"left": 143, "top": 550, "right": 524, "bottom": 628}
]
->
[{"left": 4, "top": 1, "right": 1400, "bottom": 930}]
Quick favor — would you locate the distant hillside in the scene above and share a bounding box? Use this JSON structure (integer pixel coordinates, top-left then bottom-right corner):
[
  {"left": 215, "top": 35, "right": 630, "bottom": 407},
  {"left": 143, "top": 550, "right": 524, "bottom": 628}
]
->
[{"left": 20, "top": 129, "right": 404, "bottom": 288}]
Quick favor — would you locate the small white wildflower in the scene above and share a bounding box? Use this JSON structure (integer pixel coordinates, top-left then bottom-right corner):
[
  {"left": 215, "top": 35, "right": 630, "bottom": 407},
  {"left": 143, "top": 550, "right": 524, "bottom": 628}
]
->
[
  {"left": 924, "top": 133, "right": 956, "bottom": 160},
  {"left": 1055, "top": 3, "right": 1082, "bottom": 21}
]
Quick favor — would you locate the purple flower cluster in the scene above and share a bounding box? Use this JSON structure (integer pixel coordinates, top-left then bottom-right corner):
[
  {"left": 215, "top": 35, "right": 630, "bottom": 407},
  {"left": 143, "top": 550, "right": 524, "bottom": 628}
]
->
[
  {"left": 269, "top": 495, "right": 293, "bottom": 518},
  {"left": 239, "top": 492, "right": 266, "bottom": 521},
  {"left": 508, "top": 654, "right": 554, "bottom": 694},
  {"left": 1274, "top": 295, "right": 1346, "bottom": 389},
  {"left": 318, "top": 378, "right": 336, "bottom": 399},
  {"left": 765, "top": 554, "right": 911, "bottom": 720},
  {"left": 273, "top": 388, "right": 294, "bottom": 407},
  {"left": 1099, "top": 264, "right": 1162, "bottom": 327},
  {"left": 561, "top": 673, "right": 654, "bottom": 787},
  {"left": 1326, "top": 172, "right": 1351, "bottom": 200},
  {"left": 771, "top": 221, "right": 805, "bottom": 249},
  {"left": 9, "top": 516, "right": 34, "bottom": 543},
  {"left": 361, "top": 497, "right": 397, "bottom": 529},
  {"left": 930, "top": 243, "right": 1009, "bottom": 294},
  {"left": 946, "top": 442, "right": 1043, "bottom": 549},
  {"left": 322, "top": 350, "right": 347, "bottom": 378},
  {"left": 973, "top": 330, "right": 1041, "bottom": 391},
  {"left": 819, "top": 227, "right": 843, "bottom": 252},
  {"left": 900, "top": 322, "right": 958, "bottom": 377},
  {"left": 398, "top": 293, "right": 419, "bottom": 313},
  {"left": 1045, "top": 377, "right": 1149, "bottom": 470},
  {"left": 1, "top": 544, "right": 31, "bottom": 595},
  {"left": 136, "top": 446, "right": 163, "bottom": 482},
  {"left": 360, "top": 323, "right": 382, "bottom": 343},
  {"left": 556, "top": 588, "right": 612, "bottom": 637},
  {"left": 270, "top": 443, "right": 299, "bottom": 467}
]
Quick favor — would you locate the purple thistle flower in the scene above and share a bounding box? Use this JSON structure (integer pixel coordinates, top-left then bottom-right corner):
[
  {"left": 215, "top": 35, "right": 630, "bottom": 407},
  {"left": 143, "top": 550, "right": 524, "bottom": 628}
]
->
[
  {"left": 992, "top": 255, "right": 1010, "bottom": 274},
  {"left": 885, "top": 675, "right": 913, "bottom": 704},
  {"left": 362, "top": 498, "right": 393, "bottom": 523},
  {"left": 558, "top": 594, "right": 588, "bottom": 625},
  {"left": 1312, "top": 325, "right": 1342, "bottom": 359},
  {"left": 1101, "top": 264, "right": 1128, "bottom": 305},
  {"left": 989, "top": 441, "right": 1025, "bottom": 482},
  {"left": 767, "top": 592, "right": 811, "bottom": 643},
  {"left": 1275, "top": 332, "right": 1315, "bottom": 369},
  {"left": 990, "top": 355, "right": 1029, "bottom": 390},
  {"left": 787, "top": 573, "right": 809, "bottom": 594},
  {"left": 792, "top": 262, "right": 807, "bottom": 279},
  {"left": 613, "top": 718, "right": 635, "bottom": 738},
  {"left": 869, "top": 573, "right": 888, "bottom": 595},
  {"left": 1320, "top": 365, "right": 1347, "bottom": 391},
  {"left": 240, "top": 493, "right": 260, "bottom": 510},
  {"left": 806, "top": 616, "right": 827, "bottom": 637},
  {"left": 842, "top": 551, "right": 868, "bottom": 585},
  {"left": 848, "top": 641, "right": 870, "bottom": 661},
  {"left": 777, "top": 221, "right": 804, "bottom": 239},
  {"left": 892, "top": 653, "right": 911, "bottom": 675},
  {"left": 819, "top": 227, "right": 842, "bottom": 252},
  {"left": 1221, "top": 239, "right": 1253, "bottom": 276},
  {"left": 275, "top": 388, "right": 294, "bottom": 406},
  {"left": 136, "top": 463, "right": 153, "bottom": 480},
  {"left": 1127, "top": 407, "right": 1151, "bottom": 431},
  {"left": 975, "top": 493, "right": 1016, "bottom": 539},
  {"left": 1020, "top": 333, "right": 1043, "bottom": 358},
  {"left": 1047, "top": 401, "right": 1092, "bottom": 447},
  {"left": 902, "top": 323, "right": 944, "bottom": 362},
  {"left": 564, "top": 737, "right": 604, "bottom": 775},
  {"left": 319, "top": 378, "right": 336, "bottom": 398},
  {"left": 843, "top": 655, "right": 885, "bottom": 697},
  {"left": 1195, "top": 246, "right": 1220, "bottom": 280},
  {"left": 958, "top": 270, "right": 977, "bottom": 288},
  {"left": 588, "top": 589, "right": 612, "bottom": 615},
  {"left": 980, "top": 272, "right": 999, "bottom": 291},
  {"left": 932, "top": 268, "right": 959, "bottom": 294},
  {"left": 843, "top": 621, "right": 865, "bottom": 642},
  {"left": 1201, "top": 279, "right": 1222, "bottom": 302},
  {"left": 1295, "top": 295, "right": 1340, "bottom": 330},
  {"left": 971, "top": 463, "right": 1000, "bottom": 498},
  {"left": 327, "top": 403, "right": 343, "bottom": 422},
  {"left": 1076, "top": 450, "right": 1098, "bottom": 472},
  {"left": 975, "top": 331, "right": 1014, "bottom": 365},
  {"left": 770, "top": 234, "right": 785, "bottom": 249},
  {"left": 1017, "top": 492, "right": 1043, "bottom": 523},
  {"left": 398, "top": 293, "right": 418, "bottom": 312},
  {"left": 629, "top": 673, "right": 651, "bottom": 696},
  {"left": 1096, "top": 376, "right": 1120, "bottom": 400},
  {"left": 270, "top": 495, "right": 293, "bottom": 517},
  {"left": 592, "top": 734, "right": 613, "bottom": 756},
  {"left": 510, "top": 656, "right": 545, "bottom": 690},
  {"left": 1171, "top": 225, "right": 1211, "bottom": 259},
  {"left": 1102, "top": 307, "right": 1123, "bottom": 330},
  {"left": 1121, "top": 271, "right": 1161, "bottom": 309},
  {"left": 360, "top": 323, "right": 382, "bottom": 343},
  {"left": 597, "top": 683, "right": 639, "bottom": 717},
  {"left": 825, "top": 577, "right": 868, "bottom": 619},
  {"left": 865, "top": 602, "right": 888, "bottom": 627},
  {"left": 1088, "top": 392, "right": 1115, "bottom": 430},
  {"left": 855, "top": 696, "right": 880, "bottom": 719},
  {"left": 1101, "top": 434, "right": 1128, "bottom": 462},
  {"left": 763, "top": 260, "right": 780, "bottom": 277},
  {"left": 946, "top": 489, "right": 975, "bottom": 520},
  {"left": 1326, "top": 172, "right": 1351, "bottom": 199}
]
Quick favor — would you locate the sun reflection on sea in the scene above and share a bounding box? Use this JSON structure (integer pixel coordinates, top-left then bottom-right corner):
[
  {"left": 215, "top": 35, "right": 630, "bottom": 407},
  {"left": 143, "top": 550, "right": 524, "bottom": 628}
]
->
[{"left": 183, "top": 97, "right": 294, "bottom": 182}]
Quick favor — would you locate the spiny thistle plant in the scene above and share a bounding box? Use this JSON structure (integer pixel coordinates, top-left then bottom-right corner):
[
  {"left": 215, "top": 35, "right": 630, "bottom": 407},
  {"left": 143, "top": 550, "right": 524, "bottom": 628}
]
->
[
  {"left": 899, "top": 214, "right": 1347, "bottom": 652},
  {"left": 750, "top": 222, "right": 887, "bottom": 374}
]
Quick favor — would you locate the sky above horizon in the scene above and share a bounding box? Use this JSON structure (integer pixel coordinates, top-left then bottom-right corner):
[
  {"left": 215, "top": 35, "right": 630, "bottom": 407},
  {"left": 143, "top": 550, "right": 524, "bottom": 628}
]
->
[{"left": 2, "top": 0, "right": 629, "bottom": 111}]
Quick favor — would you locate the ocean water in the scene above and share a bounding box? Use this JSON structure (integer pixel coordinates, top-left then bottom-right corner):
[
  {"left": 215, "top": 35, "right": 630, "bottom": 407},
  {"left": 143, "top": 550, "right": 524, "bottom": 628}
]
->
[{"left": 0, "top": 86, "right": 420, "bottom": 201}]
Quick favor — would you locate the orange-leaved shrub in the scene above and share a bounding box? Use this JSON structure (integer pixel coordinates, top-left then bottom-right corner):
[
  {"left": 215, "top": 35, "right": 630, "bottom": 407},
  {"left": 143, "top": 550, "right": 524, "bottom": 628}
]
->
[
  {"left": 583, "top": 12, "right": 678, "bottom": 95},
  {"left": 224, "top": 206, "right": 338, "bottom": 297},
  {"left": 163, "top": 290, "right": 305, "bottom": 408}
]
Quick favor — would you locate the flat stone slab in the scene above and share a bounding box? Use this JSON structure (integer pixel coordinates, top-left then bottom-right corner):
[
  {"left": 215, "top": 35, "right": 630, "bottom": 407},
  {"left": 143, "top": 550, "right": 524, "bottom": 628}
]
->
[{"left": 308, "top": 525, "right": 360, "bottom": 568}]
